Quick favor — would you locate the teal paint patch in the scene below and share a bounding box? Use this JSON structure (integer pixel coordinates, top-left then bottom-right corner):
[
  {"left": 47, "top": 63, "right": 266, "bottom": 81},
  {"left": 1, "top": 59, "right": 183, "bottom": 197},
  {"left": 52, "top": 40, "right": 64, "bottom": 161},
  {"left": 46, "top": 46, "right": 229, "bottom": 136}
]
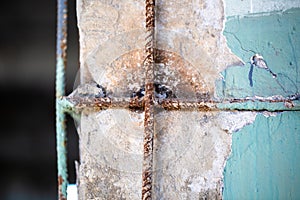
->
[
  {"left": 223, "top": 112, "right": 300, "bottom": 200},
  {"left": 222, "top": 9, "right": 300, "bottom": 200},
  {"left": 217, "top": 8, "right": 300, "bottom": 99}
]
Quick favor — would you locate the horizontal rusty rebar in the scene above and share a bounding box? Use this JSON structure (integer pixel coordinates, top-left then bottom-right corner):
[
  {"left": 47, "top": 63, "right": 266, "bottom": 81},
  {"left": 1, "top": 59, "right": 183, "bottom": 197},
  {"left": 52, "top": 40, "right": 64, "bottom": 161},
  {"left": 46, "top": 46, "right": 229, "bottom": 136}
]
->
[{"left": 59, "top": 93, "right": 300, "bottom": 112}]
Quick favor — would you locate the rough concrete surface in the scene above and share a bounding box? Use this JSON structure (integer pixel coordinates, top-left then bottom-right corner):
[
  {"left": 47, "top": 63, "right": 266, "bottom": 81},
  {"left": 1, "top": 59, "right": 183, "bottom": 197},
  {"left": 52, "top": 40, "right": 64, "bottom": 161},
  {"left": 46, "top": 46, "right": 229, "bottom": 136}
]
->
[
  {"left": 75, "top": 0, "right": 272, "bottom": 199},
  {"left": 77, "top": 109, "right": 256, "bottom": 199}
]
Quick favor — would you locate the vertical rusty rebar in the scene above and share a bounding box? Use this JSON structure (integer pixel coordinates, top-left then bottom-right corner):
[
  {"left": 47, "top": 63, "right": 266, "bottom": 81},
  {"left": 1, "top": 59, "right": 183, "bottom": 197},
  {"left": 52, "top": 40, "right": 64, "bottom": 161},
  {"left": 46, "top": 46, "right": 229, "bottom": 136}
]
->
[
  {"left": 142, "top": 0, "right": 155, "bottom": 199},
  {"left": 56, "top": 0, "right": 68, "bottom": 199}
]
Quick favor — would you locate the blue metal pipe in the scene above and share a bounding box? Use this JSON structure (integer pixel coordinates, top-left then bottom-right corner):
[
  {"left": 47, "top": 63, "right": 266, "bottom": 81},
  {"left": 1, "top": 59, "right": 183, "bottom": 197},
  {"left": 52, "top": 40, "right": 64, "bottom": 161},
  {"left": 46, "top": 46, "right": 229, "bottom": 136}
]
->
[{"left": 56, "top": 0, "right": 68, "bottom": 199}]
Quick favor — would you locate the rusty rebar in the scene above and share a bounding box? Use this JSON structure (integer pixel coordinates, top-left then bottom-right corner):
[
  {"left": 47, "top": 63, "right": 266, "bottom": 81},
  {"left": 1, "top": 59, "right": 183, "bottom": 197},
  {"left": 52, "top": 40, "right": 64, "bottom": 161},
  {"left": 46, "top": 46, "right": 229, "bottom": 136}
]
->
[
  {"left": 64, "top": 96, "right": 144, "bottom": 111},
  {"left": 56, "top": 0, "right": 68, "bottom": 199},
  {"left": 60, "top": 93, "right": 300, "bottom": 112},
  {"left": 58, "top": 94, "right": 300, "bottom": 113},
  {"left": 142, "top": 0, "right": 155, "bottom": 199}
]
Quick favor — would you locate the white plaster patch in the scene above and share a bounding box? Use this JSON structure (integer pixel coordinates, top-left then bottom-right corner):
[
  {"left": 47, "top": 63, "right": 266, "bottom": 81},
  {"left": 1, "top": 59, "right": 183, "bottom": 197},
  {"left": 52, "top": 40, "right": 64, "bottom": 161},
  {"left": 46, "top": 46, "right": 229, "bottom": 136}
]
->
[
  {"left": 262, "top": 111, "right": 279, "bottom": 118},
  {"left": 67, "top": 184, "right": 78, "bottom": 200},
  {"left": 200, "top": 0, "right": 223, "bottom": 29},
  {"left": 216, "top": 111, "right": 257, "bottom": 133}
]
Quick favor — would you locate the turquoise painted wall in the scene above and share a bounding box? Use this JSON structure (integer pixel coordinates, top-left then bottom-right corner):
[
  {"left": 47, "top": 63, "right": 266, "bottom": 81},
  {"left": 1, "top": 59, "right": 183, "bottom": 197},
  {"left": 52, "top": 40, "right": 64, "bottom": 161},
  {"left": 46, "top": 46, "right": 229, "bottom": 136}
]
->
[
  {"left": 222, "top": 8, "right": 300, "bottom": 200},
  {"left": 217, "top": 8, "right": 300, "bottom": 98},
  {"left": 223, "top": 112, "right": 300, "bottom": 199}
]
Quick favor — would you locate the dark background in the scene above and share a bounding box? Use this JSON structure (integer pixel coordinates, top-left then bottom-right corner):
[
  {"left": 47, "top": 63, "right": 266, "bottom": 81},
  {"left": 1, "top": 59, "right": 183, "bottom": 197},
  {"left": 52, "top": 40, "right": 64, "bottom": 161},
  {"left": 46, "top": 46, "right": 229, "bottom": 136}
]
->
[{"left": 0, "top": 1, "right": 79, "bottom": 199}]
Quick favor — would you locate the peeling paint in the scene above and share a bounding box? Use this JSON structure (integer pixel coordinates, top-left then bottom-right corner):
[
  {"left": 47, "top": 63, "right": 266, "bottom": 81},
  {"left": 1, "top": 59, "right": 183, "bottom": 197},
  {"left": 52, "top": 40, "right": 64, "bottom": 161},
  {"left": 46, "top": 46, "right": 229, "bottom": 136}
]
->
[
  {"left": 218, "top": 8, "right": 300, "bottom": 99},
  {"left": 221, "top": 7, "right": 300, "bottom": 199},
  {"left": 223, "top": 112, "right": 300, "bottom": 199},
  {"left": 216, "top": 111, "right": 257, "bottom": 133}
]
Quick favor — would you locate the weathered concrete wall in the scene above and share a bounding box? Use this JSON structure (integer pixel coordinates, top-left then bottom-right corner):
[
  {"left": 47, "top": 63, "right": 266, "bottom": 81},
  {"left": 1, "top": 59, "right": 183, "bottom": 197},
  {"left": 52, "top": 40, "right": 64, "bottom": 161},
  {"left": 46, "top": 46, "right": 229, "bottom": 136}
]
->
[
  {"left": 75, "top": 0, "right": 248, "bottom": 199},
  {"left": 74, "top": 0, "right": 300, "bottom": 199}
]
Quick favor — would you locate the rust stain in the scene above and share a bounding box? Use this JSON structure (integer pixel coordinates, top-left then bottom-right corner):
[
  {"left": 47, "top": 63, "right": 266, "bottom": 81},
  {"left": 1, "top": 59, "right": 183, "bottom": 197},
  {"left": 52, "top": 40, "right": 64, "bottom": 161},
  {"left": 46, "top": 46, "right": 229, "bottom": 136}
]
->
[
  {"left": 154, "top": 49, "right": 209, "bottom": 99},
  {"left": 58, "top": 175, "right": 67, "bottom": 200},
  {"left": 58, "top": 175, "right": 64, "bottom": 185}
]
